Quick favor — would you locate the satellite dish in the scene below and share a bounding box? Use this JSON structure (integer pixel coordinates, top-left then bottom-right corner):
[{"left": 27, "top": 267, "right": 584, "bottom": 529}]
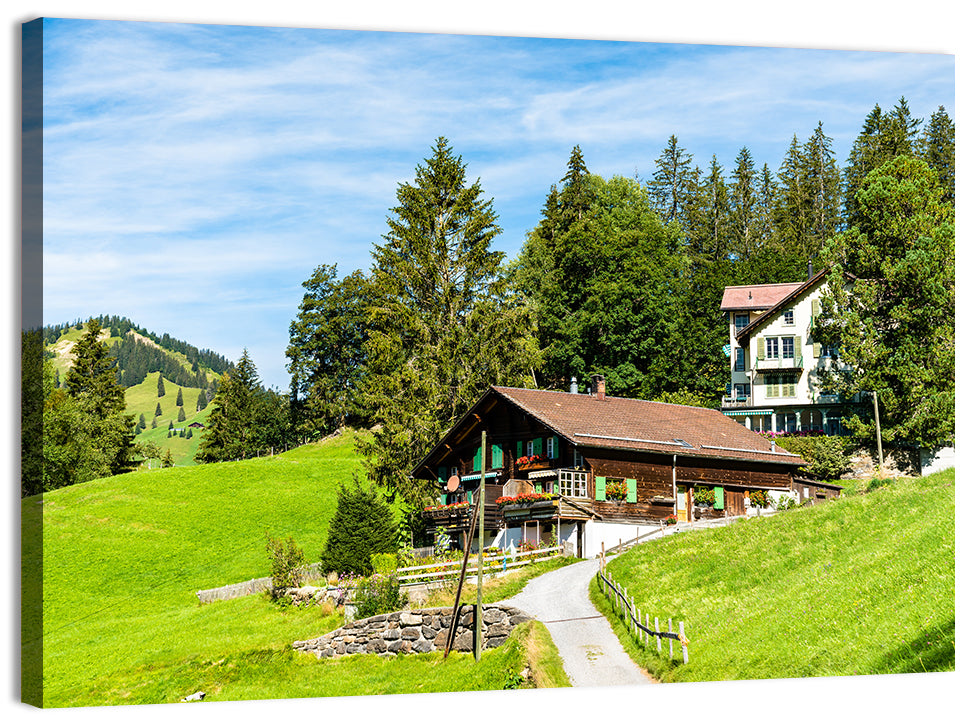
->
[{"left": 446, "top": 475, "right": 460, "bottom": 492}]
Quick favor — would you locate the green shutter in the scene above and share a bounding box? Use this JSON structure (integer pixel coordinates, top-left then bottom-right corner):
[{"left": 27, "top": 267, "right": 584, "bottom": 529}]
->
[
  {"left": 812, "top": 298, "right": 821, "bottom": 316},
  {"left": 714, "top": 486, "right": 724, "bottom": 510},
  {"left": 551, "top": 435, "right": 560, "bottom": 459},
  {"left": 516, "top": 440, "right": 524, "bottom": 459},
  {"left": 492, "top": 443, "right": 503, "bottom": 469},
  {"left": 533, "top": 437, "right": 543, "bottom": 456},
  {"left": 595, "top": 476, "right": 606, "bottom": 501},
  {"left": 467, "top": 490, "right": 473, "bottom": 504},
  {"left": 473, "top": 446, "right": 482, "bottom": 472},
  {"left": 756, "top": 336, "right": 765, "bottom": 361},
  {"left": 794, "top": 335, "right": 802, "bottom": 359},
  {"left": 813, "top": 341, "right": 822, "bottom": 358},
  {"left": 438, "top": 466, "right": 446, "bottom": 484},
  {"left": 783, "top": 374, "right": 794, "bottom": 397},
  {"left": 626, "top": 478, "right": 637, "bottom": 503},
  {"left": 534, "top": 482, "right": 542, "bottom": 493},
  {"left": 441, "top": 493, "right": 448, "bottom": 505}
]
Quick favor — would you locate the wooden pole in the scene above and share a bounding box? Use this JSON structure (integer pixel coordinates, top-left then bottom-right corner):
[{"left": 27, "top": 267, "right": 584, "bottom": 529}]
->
[
  {"left": 872, "top": 391, "right": 884, "bottom": 473},
  {"left": 646, "top": 614, "right": 650, "bottom": 647},
  {"left": 680, "top": 620, "right": 688, "bottom": 664},
  {"left": 669, "top": 618, "right": 674, "bottom": 660},
  {"left": 656, "top": 617, "right": 662, "bottom": 653},
  {"left": 443, "top": 488, "right": 483, "bottom": 658},
  {"left": 475, "top": 431, "right": 486, "bottom": 662}
]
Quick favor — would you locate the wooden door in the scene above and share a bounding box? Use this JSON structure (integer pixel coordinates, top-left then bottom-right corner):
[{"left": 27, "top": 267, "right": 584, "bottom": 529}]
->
[{"left": 725, "top": 488, "right": 745, "bottom": 517}]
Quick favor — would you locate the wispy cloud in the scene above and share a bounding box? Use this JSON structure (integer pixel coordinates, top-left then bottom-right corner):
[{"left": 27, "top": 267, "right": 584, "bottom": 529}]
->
[{"left": 39, "top": 19, "right": 954, "bottom": 388}]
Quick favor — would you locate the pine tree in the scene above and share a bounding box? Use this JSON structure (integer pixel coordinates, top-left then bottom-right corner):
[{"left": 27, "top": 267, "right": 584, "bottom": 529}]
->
[
  {"left": 319, "top": 476, "right": 398, "bottom": 576},
  {"left": 175, "top": 387, "right": 183, "bottom": 407},
  {"left": 137, "top": 413, "right": 146, "bottom": 430},
  {"left": 157, "top": 374, "right": 166, "bottom": 398},
  {"left": 919, "top": 105, "right": 955, "bottom": 204},
  {"left": 177, "top": 406, "right": 186, "bottom": 423},
  {"left": 196, "top": 389, "right": 208, "bottom": 412},
  {"left": 155, "top": 402, "right": 162, "bottom": 416},
  {"left": 648, "top": 135, "right": 695, "bottom": 225}
]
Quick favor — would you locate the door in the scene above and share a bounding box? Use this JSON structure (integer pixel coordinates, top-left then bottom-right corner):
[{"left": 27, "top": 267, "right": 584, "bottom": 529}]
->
[
  {"left": 676, "top": 487, "right": 689, "bottom": 522},
  {"left": 725, "top": 488, "right": 745, "bottom": 517}
]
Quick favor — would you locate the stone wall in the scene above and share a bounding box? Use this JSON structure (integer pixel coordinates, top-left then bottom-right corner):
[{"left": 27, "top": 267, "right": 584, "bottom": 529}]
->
[{"left": 294, "top": 605, "right": 531, "bottom": 659}]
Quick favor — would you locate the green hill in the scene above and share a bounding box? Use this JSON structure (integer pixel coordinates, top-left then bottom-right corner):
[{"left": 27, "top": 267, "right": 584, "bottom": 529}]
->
[
  {"left": 30, "top": 430, "right": 374, "bottom": 707},
  {"left": 126, "top": 371, "right": 213, "bottom": 466},
  {"left": 594, "top": 468, "right": 955, "bottom": 680}
]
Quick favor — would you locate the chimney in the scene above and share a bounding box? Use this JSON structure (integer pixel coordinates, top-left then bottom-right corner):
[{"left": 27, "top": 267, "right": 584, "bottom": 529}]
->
[
  {"left": 570, "top": 376, "right": 578, "bottom": 394},
  {"left": 770, "top": 440, "right": 776, "bottom": 452},
  {"left": 808, "top": 259, "right": 814, "bottom": 279},
  {"left": 591, "top": 374, "right": 606, "bottom": 399}
]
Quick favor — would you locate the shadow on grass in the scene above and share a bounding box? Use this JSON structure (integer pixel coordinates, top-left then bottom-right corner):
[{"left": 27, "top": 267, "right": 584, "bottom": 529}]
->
[{"left": 873, "top": 618, "right": 955, "bottom": 674}]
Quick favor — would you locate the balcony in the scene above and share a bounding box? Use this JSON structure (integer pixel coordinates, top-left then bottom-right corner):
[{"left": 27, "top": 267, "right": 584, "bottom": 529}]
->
[
  {"left": 721, "top": 396, "right": 751, "bottom": 409},
  {"left": 754, "top": 355, "right": 804, "bottom": 372}
]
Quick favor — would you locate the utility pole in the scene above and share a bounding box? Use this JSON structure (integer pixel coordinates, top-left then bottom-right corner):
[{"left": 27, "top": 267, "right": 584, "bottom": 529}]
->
[
  {"left": 872, "top": 391, "right": 884, "bottom": 473},
  {"left": 475, "top": 430, "right": 485, "bottom": 662}
]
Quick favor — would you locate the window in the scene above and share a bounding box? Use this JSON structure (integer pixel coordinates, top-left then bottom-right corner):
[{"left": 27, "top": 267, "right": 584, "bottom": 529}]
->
[
  {"left": 559, "top": 470, "right": 589, "bottom": 498},
  {"left": 526, "top": 440, "right": 535, "bottom": 457},
  {"left": 766, "top": 337, "right": 780, "bottom": 359},
  {"left": 734, "top": 312, "right": 749, "bottom": 331},
  {"left": 734, "top": 347, "right": 745, "bottom": 372},
  {"left": 783, "top": 309, "right": 794, "bottom": 325},
  {"left": 766, "top": 374, "right": 796, "bottom": 398},
  {"left": 546, "top": 436, "right": 557, "bottom": 459},
  {"left": 776, "top": 413, "right": 797, "bottom": 433},
  {"left": 734, "top": 382, "right": 750, "bottom": 398},
  {"left": 573, "top": 449, "right": 583, "bottom": 467},
  {"left": 782, "top": 336, "right": 795, "bottom": 358}
]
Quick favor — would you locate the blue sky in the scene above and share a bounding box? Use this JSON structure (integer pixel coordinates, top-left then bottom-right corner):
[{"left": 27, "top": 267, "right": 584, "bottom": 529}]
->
[{"left": 38, "top": 18, "right": 954, "bottom": 390}]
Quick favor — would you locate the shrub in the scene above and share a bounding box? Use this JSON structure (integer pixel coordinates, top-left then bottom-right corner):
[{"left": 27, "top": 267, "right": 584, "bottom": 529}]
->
[
  {"left": 265, "top": 533, "right": 307, "bottom": 599},
  {"left": 353, "top": 573, "right": 406, "bottom": 618},
  {"left": 763, "top": 433, "right": 856, "bottom": 481},
  {"left": 370, "top": 552, "right": 398, "bottom": 575}
]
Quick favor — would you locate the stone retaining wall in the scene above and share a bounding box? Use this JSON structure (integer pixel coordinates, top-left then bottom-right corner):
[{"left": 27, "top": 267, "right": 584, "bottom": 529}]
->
[{"left": 294, "top": 605, "right": 531, "bottom": 659}]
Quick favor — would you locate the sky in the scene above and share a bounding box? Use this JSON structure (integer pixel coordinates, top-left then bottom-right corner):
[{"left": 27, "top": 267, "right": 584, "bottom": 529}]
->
[{"left": 33, "top": 15, "right": 955, "bottom": 390}]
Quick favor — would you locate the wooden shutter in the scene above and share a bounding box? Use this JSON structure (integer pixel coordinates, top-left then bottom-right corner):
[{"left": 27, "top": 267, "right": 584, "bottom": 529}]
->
[
  {"left": 714, "top": 486, "right": 724, "bottom": 510},
  {"left": 812, "top": 298, "right": 821, "bottom": 316},
  {"left": 794, "top": 336, "right": 802, "bottom": 359},
  {"left": 473, "top": 446, "right": 482, "bottom": 472},
  {"left": 813, "top": 341, "right": 822, "bottom": 358},
  {"left": 492, "top": 443, "right": 503, "bottom": 469},
  {"left": 533, "top": 437, "right": 543, "bottom": 456},
  {"left": 437, "top": 466, "right": 446, "bottom": 484},
  {"left": 782, "top": 375, "right": 794, "bottom": 397},
  {"left": 595, "top": 476, "right": 606, "bottom": 501},
  {"left": 626, "top": 478, "right": 637, "bottom": 503},
  {"left": 756, "top": 336, "right": 765, "bottom": 361},
  {"left": 534, "top": 482, "right": 542, "bottom": 493},
  {"left": 516, "top": 440, "right": 525, "bottom": 459},
  {"left": 551, "top": 435, "right": 560, "bottom": 459}
]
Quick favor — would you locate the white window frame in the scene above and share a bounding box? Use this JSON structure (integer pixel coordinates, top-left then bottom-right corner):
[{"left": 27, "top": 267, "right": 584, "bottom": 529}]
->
[
  {"left": 783, "top": 309, "right": 794, "bottom": 326},
  {"left": 782, "top": 336, "right": 795, "bottom": 359},
  {"left": 734, "top": 346, "right": 745, "bottom": 372},
  {"left": 766, "top": 337, "right": 780, "bottom": 359},
  {"left": 573, "top": 449, "right": 583, "bottom": 467},
  {"left": 734, "top": 312, "right": 749, "bottom": 331},
  {"left": 547, "top": 436, "right": 557, "bottom": 459},
  {"left": 526, "top": 440, "right": 535, "bottom": 457},
  {"left": 559, "top": 470, "right": 589, "bottom": 498}
]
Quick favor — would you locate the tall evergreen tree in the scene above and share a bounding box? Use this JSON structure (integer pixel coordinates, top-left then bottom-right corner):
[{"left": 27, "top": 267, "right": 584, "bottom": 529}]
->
[
  {"left": 319, "top": 477, "right": 398, "bottom": 576},
  {"left": 357, "top": 137, "right": 539, "bottom": 511},
  {"left": 195, "top": 349, "right": 262, "bottom": 463},
  {"left": 175, "top": 387, "right": 183, "bottom": 407},
  {"left": 157, "top": 374, "right": 166, "bottom": 398},
  {"left": 196, "top": 389, "right": 208, "bottom": 412},
  {"left": 817, "top": 155, "right": 954, "bottom": 448},
  {"left": 918, "top": 105, "right": 955, "bottom": 204},
  {"left": 648, "top": 135, "right": 695, "bottom": 225}
]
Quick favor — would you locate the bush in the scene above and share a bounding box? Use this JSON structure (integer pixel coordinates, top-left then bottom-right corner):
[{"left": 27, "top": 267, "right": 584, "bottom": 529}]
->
[
  {"left": 370, "top": 552, "right": 398, "bottom": 575},
  {"left": 353, "top": 573, "right": 406, "bottom": 618},
  {"left": 764, "top": 434, "right": 856, "bottom": 481},
  {"left": 265, "top": 533, "right": 307, "bottom": 599}
]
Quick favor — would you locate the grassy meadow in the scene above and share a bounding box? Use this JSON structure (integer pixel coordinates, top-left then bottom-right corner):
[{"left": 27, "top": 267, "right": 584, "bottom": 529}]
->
[
  {"left": 29, "top": 430, "right": 568, "bottom": 707},
  {"left": 126, "top": 371, "right": 213, "bottom": 466},
  {"left": 592, "top": 468, "right": 955, "bottom": 681}
]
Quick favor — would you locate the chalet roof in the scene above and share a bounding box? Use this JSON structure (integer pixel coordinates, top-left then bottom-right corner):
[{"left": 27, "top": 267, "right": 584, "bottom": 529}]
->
[
  {"left": 414, "top": 386, "right": 804, "bottom": 476},
  {"left": 734, "top": 267, "right": 833, "bottom": 343},
  {"left": 719, "top": 282, "right": 804, "bottom": 312}
]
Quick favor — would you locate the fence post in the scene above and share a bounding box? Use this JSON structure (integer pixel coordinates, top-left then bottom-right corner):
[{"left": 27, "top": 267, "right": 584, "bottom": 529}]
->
[
  {"left": 656, "top": 617, "right": 662, "bottom": 653},
  {"left": 631, "top": 599, "right": 637, "bottom": 643},
  {"left": 680, "top": 620, "right": 688, "bottom": 664},
  {"left": 669, "top": 618, "right": 674, "bottom": 660},
  {"left": 646, "top": 614, "right": 650, "bottom": 648}
]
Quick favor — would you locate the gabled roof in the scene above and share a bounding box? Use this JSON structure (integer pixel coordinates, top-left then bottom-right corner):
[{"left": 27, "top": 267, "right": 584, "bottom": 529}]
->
[
  {"left": 734, "top": 267, "right": 832, "bottom": 343},
  {"left": 414, "top": 386, "right": 803, "bottom": 476},
  {"left": 720, "top": 282, "right": 804, "bottom": 312}
]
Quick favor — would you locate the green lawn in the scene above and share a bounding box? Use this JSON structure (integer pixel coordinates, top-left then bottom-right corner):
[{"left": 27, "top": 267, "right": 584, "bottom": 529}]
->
[
  {"left": 29, "top": 430, "right": 569, "bottom": 707},
  {"left": 126, "top": 371, "right": 214, "bottom": 466},
  {"left": 592, "top": 468, "right": 955, "bottom": 682}
]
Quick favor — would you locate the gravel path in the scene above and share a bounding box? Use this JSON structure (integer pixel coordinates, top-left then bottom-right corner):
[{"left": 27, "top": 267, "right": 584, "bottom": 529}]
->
[{"left": 503, "top": 558, "right": 654, "bottom": 687}]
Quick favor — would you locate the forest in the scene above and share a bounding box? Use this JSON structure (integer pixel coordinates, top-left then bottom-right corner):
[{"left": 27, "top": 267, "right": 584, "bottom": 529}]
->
[{"left": 23, "top": 98, "right": 954, "bottom": 513}]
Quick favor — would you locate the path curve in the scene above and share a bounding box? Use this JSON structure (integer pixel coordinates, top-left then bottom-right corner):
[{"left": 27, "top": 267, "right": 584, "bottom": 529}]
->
[{"left": 503, "top": 558, "right": 653, "bottom": 687}]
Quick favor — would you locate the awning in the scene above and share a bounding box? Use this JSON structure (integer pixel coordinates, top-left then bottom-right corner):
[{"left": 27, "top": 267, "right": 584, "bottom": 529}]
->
[
  {"left": 459, "top": 471, "right": 500, "bottom": 482},
  {"left": 527, "top": 469, "right": 557, "bottom": 479},
  {"left": 722, "top": 409, "right": 774, "bottom": 417}
]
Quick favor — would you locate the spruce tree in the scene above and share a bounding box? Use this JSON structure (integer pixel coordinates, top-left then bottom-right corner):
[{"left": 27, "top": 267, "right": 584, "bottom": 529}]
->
[
  {"left": 319, "top": 477, "right": 398, "bottom": 576},
  {"left": 919, "top": 105, "right": 955, "bottom": 204},
  {"left": 155, "top": 402, "right": 162, "bottom": 416},
  {"left": 196, "top": 389, "right": 207, "bottom": 412},
  {"left": 137, "top": 413, "right": 146, "bottom": 430},
  {"left": 175, "top": 387, "right": 183, "bottom": 407},
  {"left": 157, "top": 374, "right": 166, "bottom": 398},
  {"left": 177, "top": 406, "right": 186, "bottom": 423},
  {"left": 648, "top": 135, "right": 695, "bottom": 225}
]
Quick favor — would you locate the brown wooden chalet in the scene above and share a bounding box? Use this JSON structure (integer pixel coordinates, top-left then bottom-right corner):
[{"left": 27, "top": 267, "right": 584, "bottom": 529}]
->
[{"left": 413, "top": 376, "right": 806, "bottom": 558}]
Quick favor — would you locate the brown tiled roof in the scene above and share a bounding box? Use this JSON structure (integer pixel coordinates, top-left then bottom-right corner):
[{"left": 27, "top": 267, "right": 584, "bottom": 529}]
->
[
  {"left": 734, "top": 267, "right": 832, "bottom": 343},
  {"left": 720, "top": 282, "right": 803, "bottom": 312},
  {"left": 491, "top": 386, "right": 802, "bottom": 466}
]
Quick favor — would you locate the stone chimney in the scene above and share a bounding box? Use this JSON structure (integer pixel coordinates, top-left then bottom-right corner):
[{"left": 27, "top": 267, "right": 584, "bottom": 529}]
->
[{"left": 591, "top": 374, "right": 606, "bottom": 399}]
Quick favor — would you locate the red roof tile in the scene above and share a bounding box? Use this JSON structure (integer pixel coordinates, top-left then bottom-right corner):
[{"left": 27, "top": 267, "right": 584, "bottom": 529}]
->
[{"left": 720, "top": 282, "right": 803, "bottom": 312}]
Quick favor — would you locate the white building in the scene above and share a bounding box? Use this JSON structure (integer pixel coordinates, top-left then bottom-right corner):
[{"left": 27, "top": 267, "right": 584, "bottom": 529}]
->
[{"left": 719, "top": 267, "right": 863, "bottom": 435}]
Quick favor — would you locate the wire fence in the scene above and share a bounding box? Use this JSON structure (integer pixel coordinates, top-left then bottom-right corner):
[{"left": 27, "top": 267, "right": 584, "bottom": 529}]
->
[
  {"left": 596, "top": 553, "right": 689, "bottom": 663},
  {"left": 397, "top": 545, "right": 564, "bottom": 586}
]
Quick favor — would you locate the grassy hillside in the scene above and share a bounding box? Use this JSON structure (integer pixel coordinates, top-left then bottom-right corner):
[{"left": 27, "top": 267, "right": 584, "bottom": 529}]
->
[
  {"left": 30, "top": 430, "right": 568, "bottom": 707},
  {"left": 126, "top": 371, "right": 213, "bottom": 466},
  {"left": 34, "top": 431, "right": 367, "bottom": 706},
  {"left": 593, "top": 468, "right": 955, "bottom": 681}
]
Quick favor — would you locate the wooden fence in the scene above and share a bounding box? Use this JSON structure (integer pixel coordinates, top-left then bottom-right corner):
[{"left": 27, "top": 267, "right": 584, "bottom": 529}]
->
[
  {"left": 596, "top": 554, "right": 689, "bottom": 663},
  {"left": 397, "top": 545, "right": 564, "bottom": 586}
]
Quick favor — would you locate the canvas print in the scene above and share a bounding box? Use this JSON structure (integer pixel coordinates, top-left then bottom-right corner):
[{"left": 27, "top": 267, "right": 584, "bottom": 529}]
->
[{"left": 21, "top": 16, "right": 954, "bottom": 710}]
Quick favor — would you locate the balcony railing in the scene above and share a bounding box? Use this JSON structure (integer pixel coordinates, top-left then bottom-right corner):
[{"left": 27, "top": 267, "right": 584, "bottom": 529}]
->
[
  {"left": 721, "top": 396, "right": 751, "bottom": 409},
  {"left": 754, "top": 355, "right": 804, "bottom": 371}
]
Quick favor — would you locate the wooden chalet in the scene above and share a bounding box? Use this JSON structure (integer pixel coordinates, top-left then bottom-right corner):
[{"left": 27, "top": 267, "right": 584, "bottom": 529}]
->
[{"left": 413, "top": 377, "right": 806, "bottom": 558}]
